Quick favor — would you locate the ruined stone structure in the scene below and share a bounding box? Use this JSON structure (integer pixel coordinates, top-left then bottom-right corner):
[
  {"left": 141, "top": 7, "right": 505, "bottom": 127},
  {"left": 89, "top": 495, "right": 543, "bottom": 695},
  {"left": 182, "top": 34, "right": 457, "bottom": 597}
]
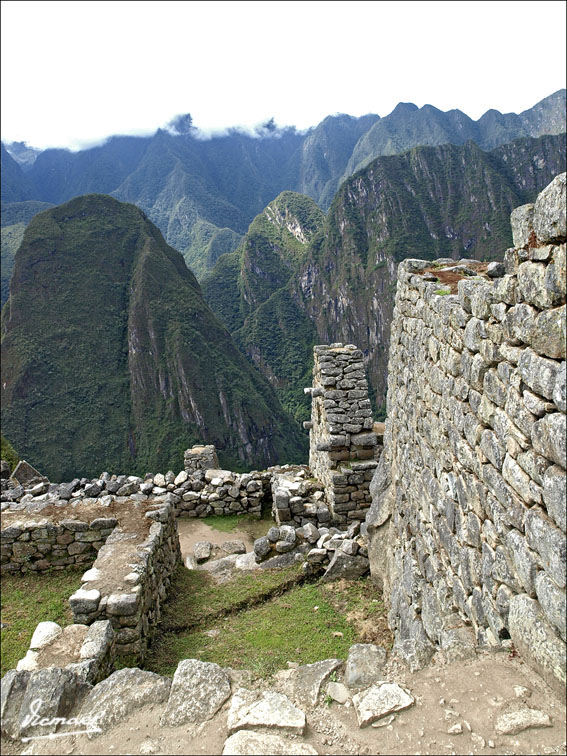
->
[
  {"left": 367, "top": 173, "right": 566, "bottom": 696},
  {"left": 305, "top": 344, "right": 379, "bottom": 523},
  {"left": 183, "top": 444, "right": 219, "bottom": 473}
]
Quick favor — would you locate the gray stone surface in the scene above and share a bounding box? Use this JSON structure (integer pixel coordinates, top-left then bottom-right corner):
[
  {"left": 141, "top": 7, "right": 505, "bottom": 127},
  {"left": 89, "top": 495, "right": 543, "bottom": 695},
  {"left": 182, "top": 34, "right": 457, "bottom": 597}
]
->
[
  {"left": 83, "top": 668, "right": 170, "bottom": 736},
  {"left": 345, "top": 643, "right": 387, "bottom": 688},
  {"left": 533, "top": 172, "right": 566, "bottom": 243},
  {"left": 290, "top": 658, "right": 342, "bottom": 706},
  {"left": 494, "top": 700, "right": 552, "bottom": 735},
  {"left": 29, "top": 621, "right": 63, "bottom": 650},
  {"left": 326, "top": 681, "right": 350, "bottom": 704},
  {"left": 19, "top": 667, "right": 91, "bottom": 738},
  {"left": 194, "top": 541, "right": 213, "bottom": 562},
  {"left": 352, "top": 682, "right": 414, "bottom": 727},
  {"left": 222, "top": 730, "right": 318, "bottom": 755},
  {"left": 320, "top": 550, "right": 369, "bottom": 583},
  {"left": 221, "top": 540, "right": 247, "bottom": 555},
  {"left": 508, "top": 595, "right": 566, "bottom": 698},
  {"left": 161, "top": 659, "right": 230, "bottom": 726},
  {"left": 227, "top": 688, "right": 306, "bottom": 734},
  {"left": 0, "top": 669, "right": 30, "bottom": 739},
  {"left": 510, "top": 204, "right": 535, "bottom": 248}
]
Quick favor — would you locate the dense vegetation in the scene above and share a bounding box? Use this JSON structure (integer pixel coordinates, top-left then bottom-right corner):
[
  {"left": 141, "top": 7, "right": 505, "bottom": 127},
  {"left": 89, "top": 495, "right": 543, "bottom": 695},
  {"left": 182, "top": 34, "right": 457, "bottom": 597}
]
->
[
  {"left": 0, "top": 195, "right": 306, "bottom": 481},
  {"left": 3, "top": 91, "right": 564, "bottom": 287},
  {"left": 204, "top": 134, "right": 566, "bottom": 416},
  {"left": 1, "top": 434, "right": 19, "bottom": 472}
]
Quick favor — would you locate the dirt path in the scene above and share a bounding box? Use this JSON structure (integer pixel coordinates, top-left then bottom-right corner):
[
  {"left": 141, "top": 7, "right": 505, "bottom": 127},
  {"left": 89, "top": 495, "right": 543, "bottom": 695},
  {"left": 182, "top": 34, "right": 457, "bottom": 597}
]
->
[
  {"left": 176, "top": 517, "right": 270, "bottom": 562},
  {"left": 6, "top": 651, "right": 565, "bottom": 756}
]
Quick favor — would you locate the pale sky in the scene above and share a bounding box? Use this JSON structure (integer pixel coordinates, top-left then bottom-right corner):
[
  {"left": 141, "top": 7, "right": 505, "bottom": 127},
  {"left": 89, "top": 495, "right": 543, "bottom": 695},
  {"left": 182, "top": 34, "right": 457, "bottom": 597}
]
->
[{"left": 1, "top": 0, "right": 566, "bottom": 150}]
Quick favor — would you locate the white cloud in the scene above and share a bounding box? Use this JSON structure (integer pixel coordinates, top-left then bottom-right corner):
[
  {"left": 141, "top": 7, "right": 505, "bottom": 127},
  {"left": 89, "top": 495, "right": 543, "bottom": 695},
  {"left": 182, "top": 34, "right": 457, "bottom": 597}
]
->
[{"left": 1, "top": 0, "right": 565, "bottom": 149}]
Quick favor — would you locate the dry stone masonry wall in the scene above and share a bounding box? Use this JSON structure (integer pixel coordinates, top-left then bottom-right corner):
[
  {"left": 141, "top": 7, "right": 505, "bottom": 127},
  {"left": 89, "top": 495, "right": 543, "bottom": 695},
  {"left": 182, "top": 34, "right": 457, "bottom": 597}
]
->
[
  {"left": 368, "top": 173, "right": 566, "bottom": 696},
  {"left": 306, "top": 344, "right": 379, "bottom": 523}
]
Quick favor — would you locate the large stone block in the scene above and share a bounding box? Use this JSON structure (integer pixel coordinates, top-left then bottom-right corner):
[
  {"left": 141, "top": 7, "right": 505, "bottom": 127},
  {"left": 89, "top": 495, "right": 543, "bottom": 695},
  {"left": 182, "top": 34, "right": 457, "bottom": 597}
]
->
[
  {"left": 508, "top": 594, "right": 565, "bottom": 699},
  {"left": 510, "top": 203, "right": 535, "bottom": 248},
  {"left": 533, "top": 172, "right": 566, "bottom": 243}
]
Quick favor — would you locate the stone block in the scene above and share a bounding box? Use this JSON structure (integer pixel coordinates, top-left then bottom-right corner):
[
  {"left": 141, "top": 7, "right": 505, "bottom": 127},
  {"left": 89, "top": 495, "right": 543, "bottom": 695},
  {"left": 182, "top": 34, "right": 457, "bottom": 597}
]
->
[
  {"left": 510, "top": 203, "right": 535, "bottom": 248},
  {"left": 508, "top": 594, "right": 565, "bottom": 699},
  {"left": 532, "top": 413, "right": 566, "bottom": 469},
  {"left": 525, "top": 508, "right": 566, "bottom": 588},
  {"left": 533, "top": 172, "right": 566, "bottom": 243}
]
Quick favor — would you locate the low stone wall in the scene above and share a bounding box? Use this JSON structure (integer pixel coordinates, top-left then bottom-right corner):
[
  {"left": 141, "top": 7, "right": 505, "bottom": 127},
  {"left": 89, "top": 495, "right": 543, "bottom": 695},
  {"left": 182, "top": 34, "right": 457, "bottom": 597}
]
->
[
  {"left": 306, "top": 344, "right": 379, "bottom": 523},
  {"left": 1, "top": 517, "right": 117, "bottom": 574},
  {"left": 69, "top": 501, "right": 181, "bottom": 660},
  {"left": 368, "top": 173, "right": 566, "bottom": 695}
]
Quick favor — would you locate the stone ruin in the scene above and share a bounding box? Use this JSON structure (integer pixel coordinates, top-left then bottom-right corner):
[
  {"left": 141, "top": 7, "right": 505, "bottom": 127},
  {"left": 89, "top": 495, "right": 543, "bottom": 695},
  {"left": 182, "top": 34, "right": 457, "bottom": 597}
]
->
[{"left": 1, "top": 172, "right": 565, "bottom": 742}]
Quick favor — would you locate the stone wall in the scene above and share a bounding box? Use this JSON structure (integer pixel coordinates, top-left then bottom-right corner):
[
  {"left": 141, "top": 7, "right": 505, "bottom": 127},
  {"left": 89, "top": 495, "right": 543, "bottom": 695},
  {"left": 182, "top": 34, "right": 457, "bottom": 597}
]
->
[
  {"left": 68, "top": 501, "right": 180, "bottom": 661},
  {"left": 1, "top": 517, "right": 117, "bottom": 574},
  {"left": 367, "top": 173, "right": 566, "bottom": 696},
  {"left": 306, "top": 344, "right": 379, "bottom": 523}
]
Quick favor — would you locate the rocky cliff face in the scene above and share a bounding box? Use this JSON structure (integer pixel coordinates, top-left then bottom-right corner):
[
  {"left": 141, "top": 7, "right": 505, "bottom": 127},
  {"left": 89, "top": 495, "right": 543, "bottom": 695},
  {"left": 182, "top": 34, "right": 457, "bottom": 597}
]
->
[
  {"left": 0, "top": 195, "right": 306, "bottom": 480},
  {"left": 206, "top": 134, "right": 566, "bottom": 419}
]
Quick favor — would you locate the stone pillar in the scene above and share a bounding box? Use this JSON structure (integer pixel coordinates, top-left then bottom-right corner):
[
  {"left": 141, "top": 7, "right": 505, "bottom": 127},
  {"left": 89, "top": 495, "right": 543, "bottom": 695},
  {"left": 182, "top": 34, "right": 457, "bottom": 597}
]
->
[
  {"left": 305, "top": 343, "right": 378, "bottom": 523},
  {"left": 183, "top": 445, "right": 219, "bottom": 474}
]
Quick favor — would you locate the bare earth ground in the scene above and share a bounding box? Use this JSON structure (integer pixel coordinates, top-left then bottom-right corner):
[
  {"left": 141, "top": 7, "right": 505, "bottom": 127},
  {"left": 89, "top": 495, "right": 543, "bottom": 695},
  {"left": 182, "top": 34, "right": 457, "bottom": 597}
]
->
[
  {"left": 176, "top": 520, "right": 258, "bottom": 558},
  {"left": 4, "top": 651, "right": 565, "bottom": 756}
]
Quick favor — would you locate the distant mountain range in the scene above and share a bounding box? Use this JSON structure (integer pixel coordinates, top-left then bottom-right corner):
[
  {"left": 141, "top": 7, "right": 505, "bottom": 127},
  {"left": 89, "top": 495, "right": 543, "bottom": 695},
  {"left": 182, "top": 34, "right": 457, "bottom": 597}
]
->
[
  {"left": 2, "top": 89, "right": 565, "bottom": 289},
  {"left": 1, "top": 91, "right": 565, "bottom": 477}
]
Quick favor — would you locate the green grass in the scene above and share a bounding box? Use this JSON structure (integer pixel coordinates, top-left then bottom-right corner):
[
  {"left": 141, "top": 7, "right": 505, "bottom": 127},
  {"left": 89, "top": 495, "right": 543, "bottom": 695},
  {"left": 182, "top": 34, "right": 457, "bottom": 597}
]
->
[
  {"left": 1, "top": 569, "right": 83, "bottom": 676},
  {"left": 145, "top": 567, "right": 390, "bottom": 678},
  {"left": 199, "top": 513, "right": 258, "bottom": 533}
]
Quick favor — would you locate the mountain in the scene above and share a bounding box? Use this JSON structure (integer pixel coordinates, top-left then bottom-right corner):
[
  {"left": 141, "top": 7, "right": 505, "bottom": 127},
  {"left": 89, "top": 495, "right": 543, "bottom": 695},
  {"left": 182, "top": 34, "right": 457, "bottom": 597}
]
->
[
  {"left": 341, "top": 90, "right": 567, "bottom": 185},
  {"left": 4, "top": 141, "right": 42, "bottom": 170},
  {"left": 0, "top": 195, "right": 306, "bottom": 481},
  {"left": 1, "top": 201, "right": 54, "bottom": 305},
  {"left": 203, "top": 191, "right": 324, "bottom": 424},
  {"left": 2, "top": 92, "right": 563, "bottom": 286},
  {"left": 204, "top": 133, "right": 566, "bottom": 419}
]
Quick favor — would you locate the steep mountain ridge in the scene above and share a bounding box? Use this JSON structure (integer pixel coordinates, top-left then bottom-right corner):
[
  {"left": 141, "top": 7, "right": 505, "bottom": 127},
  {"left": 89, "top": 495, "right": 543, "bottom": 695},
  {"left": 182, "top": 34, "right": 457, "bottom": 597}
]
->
[
  {"left": 205, "top": 133, "right": 566, "bottom": 419},
  {"left": 2, "top": 91, "right": 564, "bottom": 285},
  {"left": 1, "top": 195, "right": 306, "bottom": 480}
]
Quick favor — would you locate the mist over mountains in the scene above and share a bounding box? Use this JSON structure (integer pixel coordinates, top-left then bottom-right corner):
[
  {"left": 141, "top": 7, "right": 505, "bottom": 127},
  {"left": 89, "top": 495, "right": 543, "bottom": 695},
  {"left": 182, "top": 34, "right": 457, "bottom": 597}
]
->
[{"left": 1, "top": 90, "right": 565, "bottom": 478}]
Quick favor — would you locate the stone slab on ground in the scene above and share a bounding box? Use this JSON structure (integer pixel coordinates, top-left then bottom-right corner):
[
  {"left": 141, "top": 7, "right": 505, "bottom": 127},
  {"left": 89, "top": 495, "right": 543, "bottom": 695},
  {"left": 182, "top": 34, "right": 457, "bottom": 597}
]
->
[
  {"left": 319, "top": 551, "right": 369, "bottom": 583},
  {"left": 82, "top": 668, "right": 171, "bottom": 737},
  {"left": 161, "top": 659, "right": 230, "bottom": 727},
  {"left": 290, "top": 658, "right": 342, "bottom": 707},
  {"left": 19, "top": 667, "right": 91, "bottom": 738},
  {"left": 222, "top": 730, "right": 318, "bottom": 755},
  {"left": 345, "top": 643, "right": 387, "bottom": 688},
  {"left": 227, "top": 688, "right": 306, "bottom": 734},
  {"left": 495, "top": 700, "right": 553, "bottom": 735},
  {"left": 326, "top": 681, "right": 350, "bottom": 704},
  {"left": 29, "top": 621, "right": 63, "bottom": 650},
  {"left": 352, "top": 682, "right": 415, "bottom": 727}
]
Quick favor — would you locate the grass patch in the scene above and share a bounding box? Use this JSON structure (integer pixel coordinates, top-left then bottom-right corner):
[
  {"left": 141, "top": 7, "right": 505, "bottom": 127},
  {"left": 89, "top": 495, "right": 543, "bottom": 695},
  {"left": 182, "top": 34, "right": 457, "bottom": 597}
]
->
[
  {"left": 145, "top": 568, "right": 391, "bottom": 678},
  {"left": 198, "top": 512, "right": 274, "bottom": 542},
  {"left": 156, "top": 562, "right": 304, "bottom": 632},
  {"left": 1, "top": 568, "right": 83, "bottom": 676}
]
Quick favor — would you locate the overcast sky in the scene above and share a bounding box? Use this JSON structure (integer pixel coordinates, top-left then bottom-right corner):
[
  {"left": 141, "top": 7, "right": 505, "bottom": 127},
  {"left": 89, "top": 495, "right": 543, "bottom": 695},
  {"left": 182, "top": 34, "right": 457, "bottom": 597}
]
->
[{"left": 1, "top": 0, "right": 566, "bottom": 150}]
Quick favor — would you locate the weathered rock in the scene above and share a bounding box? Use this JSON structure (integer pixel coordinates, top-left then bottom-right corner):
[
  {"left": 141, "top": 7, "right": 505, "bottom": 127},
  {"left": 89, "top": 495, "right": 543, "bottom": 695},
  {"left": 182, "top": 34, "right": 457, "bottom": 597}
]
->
[
  {"left": 533, "top": 172, "right": 566, "bottom": 243},
  {"left": 29, "top": 621, "right": 63, "bottom": 650},
  {"left": 194, "top": 541, "right": 213, "bottom": 562},
  {"left": 83, "top": 668, "right": 170, "bottom": 736},
  {"left": 535, "top": 571, "right": 566, "bottom": 641},
  {"left": 532, "top": 413, "right": 567, "bottom": 469},
  {"left": 530, "top": 306, "right": 566, "bottom": 359},
  {"left": 227, "top": 688, "right": 306, "bottom": 734},
  {"left": 345, "top": 643, "right": 387, "bottom": 688},
  {"left": 352, "top": 682, "right": 414, "bottom": 728},
  {"left": 494, "top": 700, "right": 552, "bottom": 735},
  {"left": 320, "top": 550, "right": 369, "bottom": 583},
  {"left": 543, "top": 465, "right": 566, "bottom": 532},
  {"left": 161, "top": 659, "right": 230, "bottom": 726},
  {"left": 290, "top": 658, "right": 342, "bottom": 706},
  {"left": 222, "top": 730, "right": 318, "bottom": 755},
  {"left": 79, "top": 620, "right": 114, "bottom": 661},
  {"left": 508, "top": 594, "right": 566, "bottom": 699},
  {"left": 253, "top": 537, "right": 271, "bottom": 559},
  {"left": 11, "top": 460, "right": 46, "bottom": 487},
  {"left": 0, "top": 669, "right": 30, "bottom": 739},
  {"left": 510, "top": 203, "right": 534, "bottom": 248},
  {"left": 69, "top": 588, "right": 101, "bottom": 614},
  {"left": 326, "top": 681, "right": 350, "bottom": 704},
  {"left": 19, "top": 667, "right": 91, "bottom": 737},
  {"left": 222, "top": 540, "right": 247, "bottom": 555}
]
